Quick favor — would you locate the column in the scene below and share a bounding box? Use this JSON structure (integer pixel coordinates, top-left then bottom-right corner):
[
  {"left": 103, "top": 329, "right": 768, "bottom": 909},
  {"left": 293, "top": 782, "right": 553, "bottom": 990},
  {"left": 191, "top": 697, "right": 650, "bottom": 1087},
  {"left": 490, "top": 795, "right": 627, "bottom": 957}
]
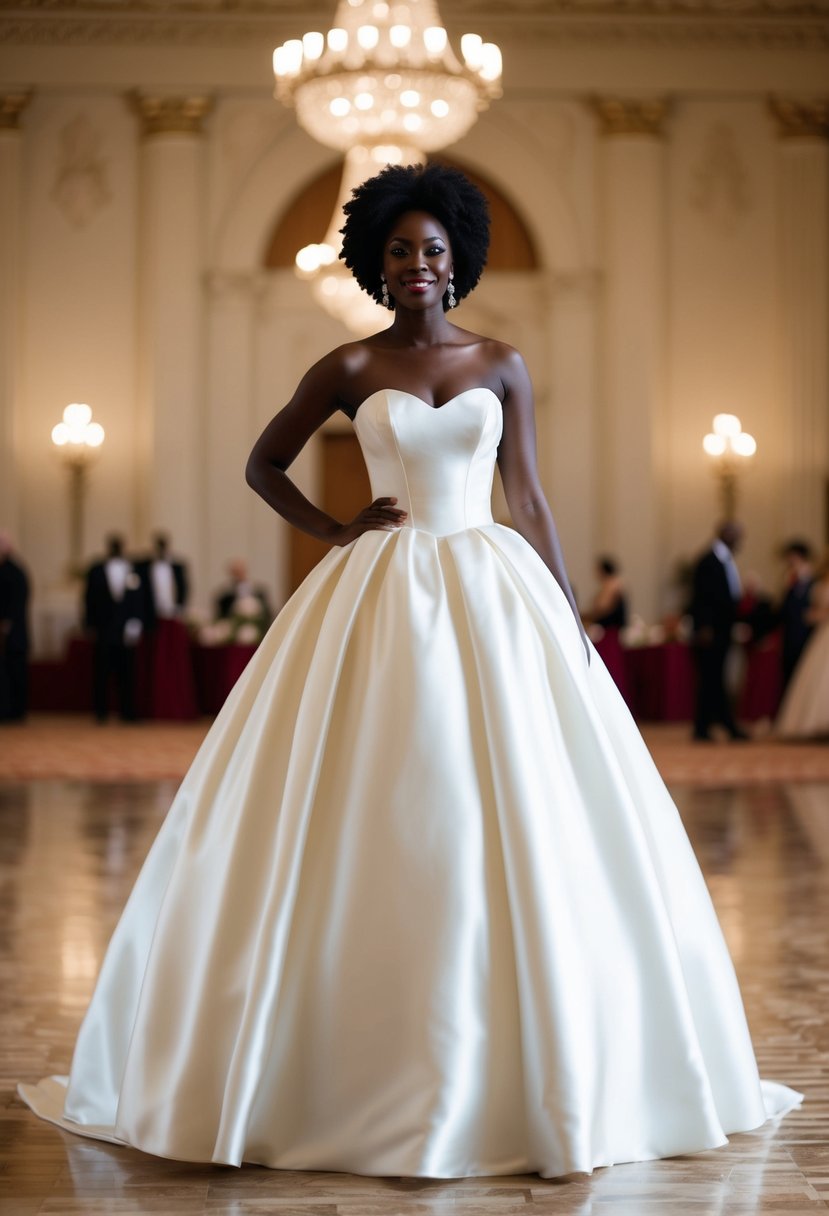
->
[
  {"left": 129, "top": 91, "right": 212, "bottom": 599},
  {"left": 545, "top": 270, "right": 600, "bottom": 603},
  {"left": 590, "top": 97, "right": 669, "bottom": 623},
  {"left": 0, "top": 92, "right": 32, "bottom": 536},
  {"left": 769, "top": 97, "right": 829, "bottom": 547},
  {"left": 203, "top": 271, "right": 261, "bottom": 601}
]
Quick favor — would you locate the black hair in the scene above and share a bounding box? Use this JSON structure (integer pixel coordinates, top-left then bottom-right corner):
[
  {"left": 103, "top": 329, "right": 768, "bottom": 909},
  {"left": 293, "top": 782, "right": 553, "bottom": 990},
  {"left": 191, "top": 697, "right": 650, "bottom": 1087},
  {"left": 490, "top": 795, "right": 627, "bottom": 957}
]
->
[
  {"left": 340, "top": 162, "right": 490, "bottom": 310},
  {"left": 781, "top": 539, "right": 813, "bottom": 561},
  {"left": 597, "top": 555, "right": 619, "bottom": 576}
]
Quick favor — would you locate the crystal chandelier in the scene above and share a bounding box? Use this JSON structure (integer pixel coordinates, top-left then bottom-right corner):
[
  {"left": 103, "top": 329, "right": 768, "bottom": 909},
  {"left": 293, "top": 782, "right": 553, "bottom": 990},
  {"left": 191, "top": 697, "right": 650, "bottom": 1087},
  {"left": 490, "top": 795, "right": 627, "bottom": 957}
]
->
[{"left": 273, "top": 0, "right": 502, "bottom": 332}]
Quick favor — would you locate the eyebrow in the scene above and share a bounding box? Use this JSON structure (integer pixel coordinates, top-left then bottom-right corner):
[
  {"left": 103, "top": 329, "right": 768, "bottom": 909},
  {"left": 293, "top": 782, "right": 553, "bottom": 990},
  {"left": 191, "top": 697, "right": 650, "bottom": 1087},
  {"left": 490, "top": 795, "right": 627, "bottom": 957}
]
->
[{"left": 387, "top": 235, "right": 446, "bottom": 245}]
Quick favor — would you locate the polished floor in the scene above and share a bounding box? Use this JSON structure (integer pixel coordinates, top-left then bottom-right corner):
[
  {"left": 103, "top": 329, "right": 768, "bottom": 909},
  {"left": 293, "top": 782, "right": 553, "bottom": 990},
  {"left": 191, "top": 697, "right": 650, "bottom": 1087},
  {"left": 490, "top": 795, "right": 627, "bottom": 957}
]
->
[{"left": 1, "top": 778, "right": 827, "bottom": 1214}]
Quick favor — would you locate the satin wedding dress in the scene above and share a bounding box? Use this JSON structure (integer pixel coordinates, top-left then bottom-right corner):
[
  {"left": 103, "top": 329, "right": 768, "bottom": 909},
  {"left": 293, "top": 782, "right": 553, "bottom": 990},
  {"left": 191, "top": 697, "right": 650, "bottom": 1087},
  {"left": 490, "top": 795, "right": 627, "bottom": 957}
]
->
[{"left": 19, "top": 387, "right": 801, "bottom": 1178}]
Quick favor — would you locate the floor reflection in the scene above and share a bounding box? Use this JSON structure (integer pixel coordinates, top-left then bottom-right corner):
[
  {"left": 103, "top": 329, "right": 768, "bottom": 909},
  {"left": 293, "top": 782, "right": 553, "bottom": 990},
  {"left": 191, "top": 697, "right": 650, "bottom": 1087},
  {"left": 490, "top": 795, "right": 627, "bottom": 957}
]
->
[{"left": 1, "top": 779, "right": 826, "bottom": 1214}]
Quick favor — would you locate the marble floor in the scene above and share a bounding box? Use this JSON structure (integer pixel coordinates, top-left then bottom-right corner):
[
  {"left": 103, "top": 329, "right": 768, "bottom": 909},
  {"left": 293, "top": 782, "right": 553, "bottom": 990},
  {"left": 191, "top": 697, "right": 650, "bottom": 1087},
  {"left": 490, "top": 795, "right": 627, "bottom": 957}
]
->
[{"left": 1, "top": 779, "right": 827, "bottom": 1215}]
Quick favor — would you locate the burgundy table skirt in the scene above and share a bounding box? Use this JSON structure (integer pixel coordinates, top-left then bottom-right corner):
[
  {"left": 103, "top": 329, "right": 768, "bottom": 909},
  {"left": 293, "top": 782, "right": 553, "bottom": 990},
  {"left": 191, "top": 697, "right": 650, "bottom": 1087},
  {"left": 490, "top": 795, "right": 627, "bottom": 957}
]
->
[
  {"left": 624, "top": 642, "right": 696, "bottom": 723},
  {"left": 28, "top": 633, "right": 782, "bottom": 724},
  {"left": 29, "top": 635, "right": 257, "bottom": 719}
]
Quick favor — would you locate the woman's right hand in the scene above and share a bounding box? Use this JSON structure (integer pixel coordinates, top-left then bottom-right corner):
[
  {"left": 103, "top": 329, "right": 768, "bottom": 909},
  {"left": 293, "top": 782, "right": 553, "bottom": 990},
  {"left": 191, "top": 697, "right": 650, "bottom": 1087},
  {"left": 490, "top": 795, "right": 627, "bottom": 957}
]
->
[{"left": 329, "top": 497, "right": 408, "bottom": 547}]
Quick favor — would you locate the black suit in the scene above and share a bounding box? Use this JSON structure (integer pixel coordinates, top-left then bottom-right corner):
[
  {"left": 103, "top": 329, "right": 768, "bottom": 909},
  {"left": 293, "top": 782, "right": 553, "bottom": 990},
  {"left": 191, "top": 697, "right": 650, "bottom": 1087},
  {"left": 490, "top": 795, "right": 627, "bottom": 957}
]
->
[
  {"left": 215, "top": 585, "right": 273, "bottom": 625},
  {"left": 136, "top": 557, "right": 189, "bottom": 629},
  {"left": 0, "top": 555, "right": 30, "bottom": 721},
  {"left": 689, "top": 548, "right": 741, "bottom": 738},
  {"left": 85, "top": 559, "right": 145, "bottom": 721},
  {"left": 779, "top": 577, "right": 814, "bottom": 689}
]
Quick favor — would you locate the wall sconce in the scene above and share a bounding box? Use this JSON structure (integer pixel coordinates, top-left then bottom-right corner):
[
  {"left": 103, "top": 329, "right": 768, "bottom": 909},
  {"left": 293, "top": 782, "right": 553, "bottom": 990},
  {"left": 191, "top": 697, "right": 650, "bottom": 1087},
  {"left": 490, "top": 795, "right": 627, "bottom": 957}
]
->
[
  {"left": 702, "top": 413, "right": 756, "bottom": 521},
  {"left": 51, "top": 402, "right": 105, "bottom": 577}
]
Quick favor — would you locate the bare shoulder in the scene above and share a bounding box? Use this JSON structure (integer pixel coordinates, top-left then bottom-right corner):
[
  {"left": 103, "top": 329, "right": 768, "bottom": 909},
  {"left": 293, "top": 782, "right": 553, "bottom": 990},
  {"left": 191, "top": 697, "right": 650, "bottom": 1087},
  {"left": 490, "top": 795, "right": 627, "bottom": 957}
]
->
[{"left": 474, "top": 336, "right": 531, "bottom": 399}]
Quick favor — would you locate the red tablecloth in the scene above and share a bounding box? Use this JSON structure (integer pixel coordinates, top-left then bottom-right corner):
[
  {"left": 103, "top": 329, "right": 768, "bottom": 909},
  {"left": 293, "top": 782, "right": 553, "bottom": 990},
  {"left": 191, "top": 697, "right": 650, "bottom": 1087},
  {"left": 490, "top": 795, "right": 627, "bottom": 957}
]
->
[
  {"left": 624, "top": 642, "right": 696, "bottom": 722},
  {"left": 136, "top": 620, "right": 199, "bottom": 721},
  {"left": 739, "top": 631, "right": 783, "bottom": 722},
  {"left": 593, "top": 628, "right": 633, "bottom": 708},
  {"left": 28, "top": 634, "right": 783, "bottom": 725},
  {"left": 192, "top": 644, "right": 258, "bottom": 715}
]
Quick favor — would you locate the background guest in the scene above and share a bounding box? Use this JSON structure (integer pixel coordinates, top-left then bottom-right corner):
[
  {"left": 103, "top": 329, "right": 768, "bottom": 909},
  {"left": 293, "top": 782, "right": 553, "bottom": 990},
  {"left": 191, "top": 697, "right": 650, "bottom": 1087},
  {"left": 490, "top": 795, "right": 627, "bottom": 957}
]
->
[
  {"left": 214, "top": 558, "right": 273, "bottom": 626},
  {"left": 135, "top": 533, "right": 197, "bottom": 720},
  {"left": 582, "top": 555, "right": 630, "bottom": 701},
  {"left": 0, "top": 529, "right": 30, "bottom": 723},
  {"left": 775, "top": 549, "right": 829, "bottom": 739},
  {"left": 84, "top": 535, "right": 145, "bottom": 722},
  {"left": 137, "top": 532, "right": 189, "bottom": 628},
  {"left": 689, "top": 521, "right": 749, "bottom": 742},
  {"left": 777, "top": 539, "right": 815, "bottom": 690},
  {"left": 583, "top": 556, "right": 629, "bottom": 630}
]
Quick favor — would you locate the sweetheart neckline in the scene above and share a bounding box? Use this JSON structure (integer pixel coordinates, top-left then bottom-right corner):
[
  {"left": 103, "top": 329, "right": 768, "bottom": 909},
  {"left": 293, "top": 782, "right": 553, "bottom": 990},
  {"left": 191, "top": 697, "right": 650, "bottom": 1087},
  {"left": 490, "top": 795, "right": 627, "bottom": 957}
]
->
[{"left": 352, "top": 386, "right": 501, "bottom": 422}]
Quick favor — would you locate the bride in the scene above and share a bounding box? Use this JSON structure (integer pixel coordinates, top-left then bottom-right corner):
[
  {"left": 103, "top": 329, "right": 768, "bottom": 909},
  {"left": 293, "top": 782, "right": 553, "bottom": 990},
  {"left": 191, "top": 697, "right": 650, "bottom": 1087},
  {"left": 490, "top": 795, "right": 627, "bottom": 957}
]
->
[{"left": 18, "top": 163, "right": 801, "bottom": 1179}]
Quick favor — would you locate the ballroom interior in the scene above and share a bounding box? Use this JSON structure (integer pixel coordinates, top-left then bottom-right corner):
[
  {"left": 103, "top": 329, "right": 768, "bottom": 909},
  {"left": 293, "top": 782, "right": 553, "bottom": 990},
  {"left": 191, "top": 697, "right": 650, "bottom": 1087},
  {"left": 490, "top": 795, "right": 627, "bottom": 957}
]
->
[{"left": 1, "top": 0, "right": 828, "bottom": 1212}]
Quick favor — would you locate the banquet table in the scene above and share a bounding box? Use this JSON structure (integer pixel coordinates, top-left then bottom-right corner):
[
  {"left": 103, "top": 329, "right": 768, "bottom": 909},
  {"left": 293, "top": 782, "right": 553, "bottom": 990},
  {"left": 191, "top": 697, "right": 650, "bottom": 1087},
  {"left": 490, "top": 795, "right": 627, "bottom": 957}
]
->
[{"left": 28, "top": 633, "right": 783, "bottom": 724}]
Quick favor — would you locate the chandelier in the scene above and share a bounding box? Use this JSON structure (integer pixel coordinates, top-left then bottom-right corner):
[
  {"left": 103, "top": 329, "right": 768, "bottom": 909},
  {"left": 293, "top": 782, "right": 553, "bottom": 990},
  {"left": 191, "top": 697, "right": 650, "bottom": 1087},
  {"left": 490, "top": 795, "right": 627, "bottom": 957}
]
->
[{"left": 273, "top": 0, "right": 502, "bottom": 332}]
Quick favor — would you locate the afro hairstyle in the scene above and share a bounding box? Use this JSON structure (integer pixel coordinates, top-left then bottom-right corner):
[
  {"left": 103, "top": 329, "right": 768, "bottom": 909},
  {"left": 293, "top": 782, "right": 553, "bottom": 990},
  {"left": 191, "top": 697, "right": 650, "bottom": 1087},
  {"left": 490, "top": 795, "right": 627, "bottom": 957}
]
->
[{"left": 339, "top": 162, "right": 490, "bottom": 310}]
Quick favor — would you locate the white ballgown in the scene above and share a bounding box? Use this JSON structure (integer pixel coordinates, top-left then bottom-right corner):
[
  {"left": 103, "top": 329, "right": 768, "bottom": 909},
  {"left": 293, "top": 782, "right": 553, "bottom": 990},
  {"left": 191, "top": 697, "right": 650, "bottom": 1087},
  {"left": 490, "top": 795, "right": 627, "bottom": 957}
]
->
[
  {"left": 776, "top": 580, "right": 829, "bottom": 739},
  {"left": 19, "top": 388, "right": 801, "bottom": 1177}
]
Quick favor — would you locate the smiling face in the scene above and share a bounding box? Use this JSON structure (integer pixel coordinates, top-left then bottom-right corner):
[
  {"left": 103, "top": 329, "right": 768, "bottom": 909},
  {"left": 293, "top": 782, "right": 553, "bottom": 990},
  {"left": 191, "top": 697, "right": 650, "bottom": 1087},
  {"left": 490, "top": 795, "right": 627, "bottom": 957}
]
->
[{"left": 381, "top": 210, "right": 453, "bottom": 312}]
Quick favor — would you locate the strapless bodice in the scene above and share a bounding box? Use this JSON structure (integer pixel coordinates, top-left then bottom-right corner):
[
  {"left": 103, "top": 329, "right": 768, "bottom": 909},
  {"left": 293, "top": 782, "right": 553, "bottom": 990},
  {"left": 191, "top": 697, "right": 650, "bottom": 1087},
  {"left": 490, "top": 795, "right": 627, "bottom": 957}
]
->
[{"left": 352, "top": 388, "right": 502, "bottom": 537}]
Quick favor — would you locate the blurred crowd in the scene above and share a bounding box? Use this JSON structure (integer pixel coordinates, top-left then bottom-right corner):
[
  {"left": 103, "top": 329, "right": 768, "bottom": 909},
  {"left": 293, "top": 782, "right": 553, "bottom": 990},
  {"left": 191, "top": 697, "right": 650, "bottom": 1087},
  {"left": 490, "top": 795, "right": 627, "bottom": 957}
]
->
[
  {"left": 0, "top": 530, "right": 274, "bottom": 725},
  {"left": 2, "top": 522, "right": 827, "bottom": 738},
  {"left": 580, "top": 525, "right": 829, "bottom": 742}
]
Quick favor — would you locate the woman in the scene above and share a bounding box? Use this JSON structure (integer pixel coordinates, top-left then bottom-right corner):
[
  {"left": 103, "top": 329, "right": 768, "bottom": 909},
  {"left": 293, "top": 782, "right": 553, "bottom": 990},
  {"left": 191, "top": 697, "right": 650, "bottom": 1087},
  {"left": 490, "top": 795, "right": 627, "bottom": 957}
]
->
[
  {"left": 584, "top": 555, "right": 629, "bottom": 631},
  {"left": 583, "top": 555, "right": 630, "bottom": 701},
  {"left": 775, "top": 550, "right": 829, "bottom": 738},
  {"left": 19, "top": 164, "right": 800, "bottom": 1178}
]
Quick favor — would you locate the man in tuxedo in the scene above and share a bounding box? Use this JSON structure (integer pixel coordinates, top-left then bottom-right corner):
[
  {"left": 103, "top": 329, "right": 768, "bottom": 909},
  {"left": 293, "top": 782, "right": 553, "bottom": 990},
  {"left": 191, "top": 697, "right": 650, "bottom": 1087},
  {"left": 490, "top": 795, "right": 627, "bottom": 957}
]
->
[
  {"left": 689, "top": 521, "right": 749, "bottom": 742},
  {"left": 84, "top": 535, "right": 145, "bottom": 722},
  {"left": 0, "top": 529, "right": 30, "bottom": 722},
  {"left": 137, "top": 532, "right": 189, "bottom": 629},
  {"left": 778, "top": 540, "right": 815, "bottom": 689},
  {"left": 214, "top": 558, "right": 273, "bottom": 625}
]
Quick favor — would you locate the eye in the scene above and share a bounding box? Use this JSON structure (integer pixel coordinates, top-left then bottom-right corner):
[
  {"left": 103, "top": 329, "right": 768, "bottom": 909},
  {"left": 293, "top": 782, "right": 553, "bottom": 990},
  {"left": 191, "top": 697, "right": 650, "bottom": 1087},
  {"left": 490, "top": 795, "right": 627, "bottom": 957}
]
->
[
  {"left": 427, "top": 245, "right": 445, "bottom": 256},
  {"left": 389, "top": 246, "right": 407, "bottom": 257}
]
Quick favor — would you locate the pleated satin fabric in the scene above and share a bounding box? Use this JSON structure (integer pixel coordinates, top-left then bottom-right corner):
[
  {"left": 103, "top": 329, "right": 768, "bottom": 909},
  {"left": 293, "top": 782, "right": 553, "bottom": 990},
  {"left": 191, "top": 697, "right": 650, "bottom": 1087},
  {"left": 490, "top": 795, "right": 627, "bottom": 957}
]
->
[{"left": 19, "top": 388, "right": 802, "bottom": 1177}]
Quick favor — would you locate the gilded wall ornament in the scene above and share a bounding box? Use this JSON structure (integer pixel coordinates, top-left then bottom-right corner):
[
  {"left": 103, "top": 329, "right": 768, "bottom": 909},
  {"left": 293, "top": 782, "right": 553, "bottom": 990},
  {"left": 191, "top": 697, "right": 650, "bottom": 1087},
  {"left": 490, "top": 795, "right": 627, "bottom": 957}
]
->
[
  {"left": 589, "top": 97, "right": 669, "bottom": 136},
  {"left": 51, "top": 113, "right": 110, "bottom": 229},
  {"left": 689, "top": 122, "right": 751, "bottom": 232},
  {"left": 769, "top": 96, "right": 829, "bottom": 139}
]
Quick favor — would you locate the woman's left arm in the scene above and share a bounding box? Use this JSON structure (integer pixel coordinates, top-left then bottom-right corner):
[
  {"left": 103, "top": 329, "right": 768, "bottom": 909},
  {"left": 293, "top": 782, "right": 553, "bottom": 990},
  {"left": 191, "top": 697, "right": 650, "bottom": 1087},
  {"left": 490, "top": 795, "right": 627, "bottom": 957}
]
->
[{"left": 496, "top": 347, "right": 591, "bottom": 664}]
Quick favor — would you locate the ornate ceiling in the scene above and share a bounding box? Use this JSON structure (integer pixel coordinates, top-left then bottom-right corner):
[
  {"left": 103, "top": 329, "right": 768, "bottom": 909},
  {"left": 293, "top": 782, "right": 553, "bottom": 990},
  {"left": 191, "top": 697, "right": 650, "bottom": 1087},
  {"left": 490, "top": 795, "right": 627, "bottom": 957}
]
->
[{"left": 1, "top": 0, "right": 827, "bottom": 47}]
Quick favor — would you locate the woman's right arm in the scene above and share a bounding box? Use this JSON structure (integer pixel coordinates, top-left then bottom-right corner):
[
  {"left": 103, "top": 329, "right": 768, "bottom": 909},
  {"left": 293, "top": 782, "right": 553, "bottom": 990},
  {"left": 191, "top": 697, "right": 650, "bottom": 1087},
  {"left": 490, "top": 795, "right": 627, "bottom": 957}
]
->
[{"left": 245, "top": 351, "right": 407, "bottom": 546}]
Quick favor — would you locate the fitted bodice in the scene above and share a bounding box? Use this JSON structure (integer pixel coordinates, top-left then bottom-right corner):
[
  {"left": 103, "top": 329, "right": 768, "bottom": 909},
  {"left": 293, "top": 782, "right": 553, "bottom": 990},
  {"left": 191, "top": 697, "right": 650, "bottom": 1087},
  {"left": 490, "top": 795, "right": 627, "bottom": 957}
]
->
[{"left": 352, "top": 388, "right": 503, "bottom": 537}]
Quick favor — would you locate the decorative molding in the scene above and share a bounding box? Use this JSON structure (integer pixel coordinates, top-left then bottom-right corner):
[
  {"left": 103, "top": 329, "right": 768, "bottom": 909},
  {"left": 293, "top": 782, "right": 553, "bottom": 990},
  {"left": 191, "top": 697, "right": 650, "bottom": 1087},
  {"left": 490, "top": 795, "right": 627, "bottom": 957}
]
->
[
  {"left": 689, "top": 123, "right": 751, "bottom": 231},
  {"left": 51, "top": 112, "right": 110, "bottom": 228},
  {"left": 128, "top": 90, "right": 213, "bottom": 136},
  {"left": 2, "top": 0, "right": 828, "bottom": 16},
  {"left": 0, "top": 91, "right": 32, "bottom": 130},
  {"left": 589, "top": 96, "right": 669, "bottom": 136},
  {"left": 769, "top": 96, "right": 829, "bottom": 139},
  {"left": 1, "top": 9, "right": 827, "bottom": 49}
]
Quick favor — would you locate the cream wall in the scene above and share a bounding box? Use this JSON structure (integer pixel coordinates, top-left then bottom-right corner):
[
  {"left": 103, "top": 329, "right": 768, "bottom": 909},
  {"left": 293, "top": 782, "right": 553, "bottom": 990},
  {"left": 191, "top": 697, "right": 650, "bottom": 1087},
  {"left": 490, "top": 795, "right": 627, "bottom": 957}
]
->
[{"left": 1, "top": 10, "right": 827, "bottom": 650}]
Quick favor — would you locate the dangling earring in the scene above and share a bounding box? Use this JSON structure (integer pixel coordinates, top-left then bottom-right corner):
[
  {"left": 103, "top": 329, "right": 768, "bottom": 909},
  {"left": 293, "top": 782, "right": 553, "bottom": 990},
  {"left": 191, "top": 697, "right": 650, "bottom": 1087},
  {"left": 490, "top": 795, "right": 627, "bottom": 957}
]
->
[
  {"left": 447, "top": 274, "right": 456, "bottom": 310},
  {"left": 381, "top": 275, "right": 391, "bottom": 309}
]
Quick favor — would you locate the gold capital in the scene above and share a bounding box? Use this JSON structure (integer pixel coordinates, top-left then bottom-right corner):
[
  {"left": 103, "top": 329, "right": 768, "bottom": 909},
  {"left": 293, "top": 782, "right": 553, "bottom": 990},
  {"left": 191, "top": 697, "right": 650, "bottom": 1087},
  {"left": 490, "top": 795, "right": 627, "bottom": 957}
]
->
[
  {"left": 589, "top": 96, "right": 669, "bottom": 138},
  {"left": 0, "top": 91, "right": 33, "bottom": 131},
  {"left": 127, "top": 91, "right": 213, "bottom": 137},
  {"left": 769, "top": 97, "right": 829, "bottom": 141}
]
